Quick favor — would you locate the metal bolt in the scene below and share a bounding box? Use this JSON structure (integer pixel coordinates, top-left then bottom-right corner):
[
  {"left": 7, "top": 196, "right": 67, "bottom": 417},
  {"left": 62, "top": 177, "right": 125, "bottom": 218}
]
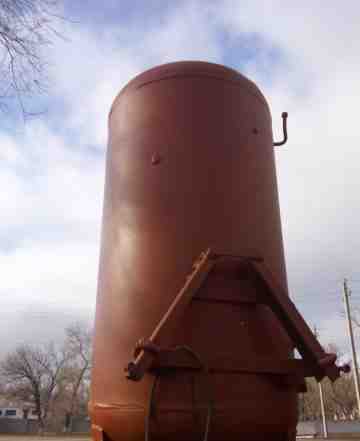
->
[{"left": 151, "top": 153, "right": 162, "bottom": 165}]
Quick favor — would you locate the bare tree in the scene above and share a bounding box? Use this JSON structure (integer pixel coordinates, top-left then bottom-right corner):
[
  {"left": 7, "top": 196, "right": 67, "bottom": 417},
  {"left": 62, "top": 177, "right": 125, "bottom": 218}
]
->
[
  {"left": 323, "top": 374, "right": 356, "bottom": 419},
  {"left": 62, "top": 322, "right": 92, "bottom": 431},
  {"left": 0, "top": 342, "right": 70, "bottom": 430},
  {"left": 298, "top": 343, "right": 357, "bottom": 421},
  {"left": 299, "top": 378, "right": 321, "bottom": 421},
  {"left": 0, "top": 0, "right": 65, "bottom": 117}
]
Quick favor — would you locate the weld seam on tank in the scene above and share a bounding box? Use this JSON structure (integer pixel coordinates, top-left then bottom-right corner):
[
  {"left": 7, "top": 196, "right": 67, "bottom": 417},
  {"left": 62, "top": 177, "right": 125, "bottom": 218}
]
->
[
  {"left": 109, "top": 73, "right": 269, "bottom": 119},
  {"left": 136, "top": 73, "right": 268, "bottom": 105}
]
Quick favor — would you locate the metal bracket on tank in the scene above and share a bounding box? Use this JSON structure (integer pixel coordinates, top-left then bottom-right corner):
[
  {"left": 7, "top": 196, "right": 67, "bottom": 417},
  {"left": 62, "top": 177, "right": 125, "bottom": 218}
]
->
[
  {"left": 273, "top": 112, "right": 288, "bottom": 146},
  {"left": 125, "top": 249, "right": 215, "bottom": 381},
  {"left": 126, "top": 251, "right": 347, "bottom": 384},
  {"left": 246, "top": 260, "right": 347, "bottom": 381}
]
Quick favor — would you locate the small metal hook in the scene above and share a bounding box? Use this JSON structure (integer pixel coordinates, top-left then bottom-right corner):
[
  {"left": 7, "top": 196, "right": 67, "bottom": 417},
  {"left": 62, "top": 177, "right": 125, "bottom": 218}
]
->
[{"left": 273, "top": 112, "right": 288, "bottom": 146}]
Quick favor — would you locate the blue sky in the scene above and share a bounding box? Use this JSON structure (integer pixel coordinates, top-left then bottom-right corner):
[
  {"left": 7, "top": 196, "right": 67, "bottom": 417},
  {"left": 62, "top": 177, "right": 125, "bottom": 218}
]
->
[{"left": 1, "top": 0, "right": 360, "bottom": 358}]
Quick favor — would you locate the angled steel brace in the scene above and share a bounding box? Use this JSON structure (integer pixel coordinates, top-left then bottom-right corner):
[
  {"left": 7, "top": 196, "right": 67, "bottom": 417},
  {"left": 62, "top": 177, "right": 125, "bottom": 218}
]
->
[
  {"left": 248, "top": 260, "right": 342, "bottom": 381},
  {"left": 125, "top": 251, "right": 345, "bottom": 383},
  {"left": 125, "top": 249, "right": 214, "bottom": 381}
]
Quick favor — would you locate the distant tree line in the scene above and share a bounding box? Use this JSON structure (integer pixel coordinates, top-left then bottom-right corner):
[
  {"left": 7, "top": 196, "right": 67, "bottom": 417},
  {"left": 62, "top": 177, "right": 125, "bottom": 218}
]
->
[
  {"left": 299, "top": 374, "right": 357, "bottom": 421},
  {"left": 0, "top": 322, "right": 91, "bottom": 433},
  {"left": 299, "top": 344, "right": 358, "bottom": 421},
  {"left": 1, "top": 324, "right": 359, "bottom": 432}
]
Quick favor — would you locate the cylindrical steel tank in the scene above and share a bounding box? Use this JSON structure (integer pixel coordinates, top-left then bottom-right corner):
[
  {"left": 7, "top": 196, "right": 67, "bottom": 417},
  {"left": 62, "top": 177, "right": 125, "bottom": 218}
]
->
[{"left": 91, "top": 61, "right": 297, "bottom": 441}]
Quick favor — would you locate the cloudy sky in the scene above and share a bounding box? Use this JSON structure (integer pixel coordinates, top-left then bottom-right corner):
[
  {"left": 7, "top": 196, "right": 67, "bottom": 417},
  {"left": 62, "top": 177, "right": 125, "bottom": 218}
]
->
[{"left": 1, "top": 1, "right": 359, "bottom": 359}]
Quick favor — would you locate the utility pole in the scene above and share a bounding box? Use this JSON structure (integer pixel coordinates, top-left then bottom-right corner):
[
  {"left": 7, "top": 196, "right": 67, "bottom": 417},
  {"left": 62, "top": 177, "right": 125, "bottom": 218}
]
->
[
  {"left": 343, "top": 278, "right": 360, "bottom": 417},
  {"left": 314, "top": 326, "right": 328, "bottom": 438}
]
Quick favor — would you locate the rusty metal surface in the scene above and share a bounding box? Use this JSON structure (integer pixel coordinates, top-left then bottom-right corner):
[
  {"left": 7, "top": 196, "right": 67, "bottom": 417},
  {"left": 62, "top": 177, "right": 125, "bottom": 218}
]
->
[
  {"left": 126, "top": 253, "right": 342, "bottom": 384},
  {"left": 91, "top": 61, "right": 303, "bottom": 441}
]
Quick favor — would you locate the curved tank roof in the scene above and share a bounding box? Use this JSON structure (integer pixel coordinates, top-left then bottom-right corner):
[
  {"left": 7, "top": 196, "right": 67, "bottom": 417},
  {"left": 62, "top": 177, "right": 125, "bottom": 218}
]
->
[{"left": 110, "top": 61, "right": 269, "bottom": 116}]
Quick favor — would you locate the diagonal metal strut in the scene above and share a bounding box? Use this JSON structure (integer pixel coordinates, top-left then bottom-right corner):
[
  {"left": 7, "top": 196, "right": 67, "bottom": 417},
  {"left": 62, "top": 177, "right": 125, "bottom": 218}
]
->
[{"left": 125, "top": 250, "right": 343, "bottom": 382}]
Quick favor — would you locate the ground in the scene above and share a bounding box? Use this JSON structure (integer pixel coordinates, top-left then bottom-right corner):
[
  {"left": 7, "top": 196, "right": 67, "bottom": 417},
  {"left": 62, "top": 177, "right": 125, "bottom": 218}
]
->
[
  {"left": 0, "top": 437, "right": 90, "bottom": 441},
  {"left": 0, "top": 437, "right": 359, "bottom": 441}
]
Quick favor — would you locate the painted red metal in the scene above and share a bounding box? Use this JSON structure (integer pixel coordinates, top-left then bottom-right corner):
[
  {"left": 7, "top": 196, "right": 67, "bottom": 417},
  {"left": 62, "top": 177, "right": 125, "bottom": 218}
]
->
[{"left": 90, "top": 61, "right": 339, "bottom": 441}]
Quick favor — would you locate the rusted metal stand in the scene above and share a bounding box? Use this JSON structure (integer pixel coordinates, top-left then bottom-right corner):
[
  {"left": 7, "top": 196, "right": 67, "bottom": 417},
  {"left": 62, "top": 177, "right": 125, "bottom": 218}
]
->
[{"left": 126, "top": 250, "right": 346, "bottom": 383}]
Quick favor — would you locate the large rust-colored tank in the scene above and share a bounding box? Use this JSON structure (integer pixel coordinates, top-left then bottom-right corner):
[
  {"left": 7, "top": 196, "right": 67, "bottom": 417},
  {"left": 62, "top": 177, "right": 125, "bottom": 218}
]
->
[{"left": 90, "top": 61, "right": 342, "bottom": 441}]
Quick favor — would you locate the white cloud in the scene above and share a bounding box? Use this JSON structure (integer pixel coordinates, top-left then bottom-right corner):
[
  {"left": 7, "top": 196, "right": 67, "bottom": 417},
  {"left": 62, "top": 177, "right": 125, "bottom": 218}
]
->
[
  {"left": 0, "top": 122, "right": 104, "bottom": 238},
  {"left": 46, "top": 2, "right": 223, "bottom": 148},
  {"left": 1, "top": 240, "right": 98, "bottom": 301},
  {"left": 0, "top": 122, "right": 101, "bottom": 356}
]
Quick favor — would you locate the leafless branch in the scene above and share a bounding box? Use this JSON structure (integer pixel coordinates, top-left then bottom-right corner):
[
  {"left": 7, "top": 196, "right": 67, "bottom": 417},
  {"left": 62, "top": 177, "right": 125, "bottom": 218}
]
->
[
  {"left": 0, "top": 0, "right": 67, "bottom": 119},
  {"left": 0, "top": 342, "right": 70, "bottom": 430}
]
